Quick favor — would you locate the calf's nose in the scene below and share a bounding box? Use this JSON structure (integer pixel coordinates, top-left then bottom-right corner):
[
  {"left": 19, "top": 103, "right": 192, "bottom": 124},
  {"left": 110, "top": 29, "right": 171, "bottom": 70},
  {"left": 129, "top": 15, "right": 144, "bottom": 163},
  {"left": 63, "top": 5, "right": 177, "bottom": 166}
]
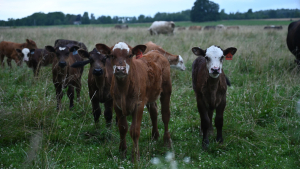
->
[
  {"left": 116, "top": 66, "right": 126, "bottom": 74},
  {"left": 93, "top": 68, "right": 103, "bottom": 76},
  {"left": 59, "top": 61, "right": 67, "bottom": 68},
  {"left": 211, "top": 67, "right": 220, "bottom": 74}
]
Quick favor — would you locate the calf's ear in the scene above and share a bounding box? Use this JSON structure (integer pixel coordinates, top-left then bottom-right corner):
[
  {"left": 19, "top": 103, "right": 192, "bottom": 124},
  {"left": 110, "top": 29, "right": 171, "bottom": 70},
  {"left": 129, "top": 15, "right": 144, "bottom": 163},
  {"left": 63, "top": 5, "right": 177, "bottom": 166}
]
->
[
  {"left": 223, "top": 47, "right": 237, "bottom": 56},
  {"left": 45, "top": 46, "right": 55, "bottom": 53},
  {"left": 77, "top": 49, "right": 90, "bottom": 59},
  {"left": 95, "top": 43, "right": 111, "bottom": 54},
  {"left": 132, "top": 45, "right": 147, "bottom": 55},
  {"left": 15, "top": 49, "right": 22, "bottom": 53},
  {"left": 69, "top": 46, "right": 80, "bottom": 52},
  {"left": 192, "top": 47, "right": 206, "bottom": 56}
]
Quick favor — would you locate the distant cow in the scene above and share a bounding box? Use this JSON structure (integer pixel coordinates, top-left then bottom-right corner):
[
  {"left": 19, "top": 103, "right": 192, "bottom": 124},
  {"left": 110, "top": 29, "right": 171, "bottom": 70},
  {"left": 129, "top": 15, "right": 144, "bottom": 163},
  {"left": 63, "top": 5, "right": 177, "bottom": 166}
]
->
[
  {"left": 100, "top": 42, "right": 172, "bottom": 162},
  {"left": 115, "top": 24, "right": 128, "bottom": 29},
  {"left": 177, "top": 27, "right": 186, "bottom": 31},
  {"left": 227, "top": 26, "right": 240, "bottom": 30},
  {"left": 287, "top": 20, "right": 300, "bottom": 64},
  {"left": 148, "top": 21, "right": 175, "bottom": 35},
  {"left": 54, "top": 39, "right": 88, "bottom": 51},
  {"left": 0, "top": 39, "right": 37, "bottom": 68},
  {"left": 45, "top": 44, "right": 84, "bottom": 110},
  {"left": 15, "top": 48, "right": 53, "bottom": 77},
  {"left": 144, "top": 41, "right": 186, "bottom": 71},
  {"left": 264, "top": 25, "right": 283, "bottom": 30},
  {"left": 191, "top": 45, "right": 237, "bottom": 149},
  {"left": 204, "top": 26, "right": 216, "bottom": 30},
  {"left": 71, "top": 47, "right": 113, "bottom": 126},
  {"left": 189, "top": 26, "right": 202, "bottom": 31}
]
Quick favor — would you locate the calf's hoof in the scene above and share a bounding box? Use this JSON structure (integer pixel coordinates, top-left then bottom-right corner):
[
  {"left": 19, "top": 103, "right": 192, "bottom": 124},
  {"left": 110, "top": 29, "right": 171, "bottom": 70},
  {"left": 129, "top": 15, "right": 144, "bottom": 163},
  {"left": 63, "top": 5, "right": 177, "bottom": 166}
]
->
[
  {"left": 216, "top": 137, "right": 223, "bottom": 144},
  {"left": 163, "top": 132, "right": 171, "bottom": 148},
  {"left": 202, "top": 139, "right": 209, "bottom": 150}
]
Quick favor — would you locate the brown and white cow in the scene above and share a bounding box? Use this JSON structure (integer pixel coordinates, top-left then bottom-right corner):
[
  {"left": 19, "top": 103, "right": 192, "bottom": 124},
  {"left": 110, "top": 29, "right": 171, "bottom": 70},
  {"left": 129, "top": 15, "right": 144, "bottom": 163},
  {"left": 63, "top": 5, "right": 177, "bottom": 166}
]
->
[
  {"left": 98, "top": 42, "right": 172, "bottom": 161},
  {"left": 148, "top": 21, "right": 175, "bottom": 35},
  {"left": 71, "top": 47, "right": 113, "bottom": 126},
  {"left": 226, "top": 26, "right": 240, "bottom": 30},
  {"left": 144, "top": 41, "right": 186, "bottom": 71},
  {"left": 115, "top": 24, "right": 129, "bottom": 29},
  {"left": 16, "top": 48, "right": 53, "bottom": 77},
  {"left": 287, "top": 20, "right": 300, "bottom": 64},
  {"left": 45, "top": 44, "right": 84, "bottom": 110},
  {"left": 0, "top": 39, "right": 37, "bottom": 68},
  {"left": 192, "top": 45, "right": 237, "bottom": 149}
]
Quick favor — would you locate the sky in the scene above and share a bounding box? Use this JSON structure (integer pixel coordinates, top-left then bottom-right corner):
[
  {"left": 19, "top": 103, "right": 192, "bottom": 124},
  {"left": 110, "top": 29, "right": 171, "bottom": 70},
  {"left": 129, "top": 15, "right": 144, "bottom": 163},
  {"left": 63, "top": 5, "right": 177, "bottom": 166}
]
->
[{"left": 0, "top": 0, "right": 299, "bottom": 21}]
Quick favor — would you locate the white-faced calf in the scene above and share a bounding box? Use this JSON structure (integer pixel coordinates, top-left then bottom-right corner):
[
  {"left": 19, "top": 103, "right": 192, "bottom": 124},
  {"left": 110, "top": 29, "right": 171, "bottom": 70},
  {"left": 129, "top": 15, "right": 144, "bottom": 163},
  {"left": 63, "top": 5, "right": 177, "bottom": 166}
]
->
[{"left": 191, "top": 45, "right": 237, "bottom": 149}]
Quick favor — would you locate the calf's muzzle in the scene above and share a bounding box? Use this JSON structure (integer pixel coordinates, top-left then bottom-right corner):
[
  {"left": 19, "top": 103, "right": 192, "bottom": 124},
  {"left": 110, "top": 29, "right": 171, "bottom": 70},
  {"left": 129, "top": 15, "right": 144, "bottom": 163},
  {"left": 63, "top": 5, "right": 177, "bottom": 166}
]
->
[
  {"left": 93, "top": 68, "right": 104, "bottom": 76},
  {"left": 59, "top": 61, "right": 67, "bottom": 68}
]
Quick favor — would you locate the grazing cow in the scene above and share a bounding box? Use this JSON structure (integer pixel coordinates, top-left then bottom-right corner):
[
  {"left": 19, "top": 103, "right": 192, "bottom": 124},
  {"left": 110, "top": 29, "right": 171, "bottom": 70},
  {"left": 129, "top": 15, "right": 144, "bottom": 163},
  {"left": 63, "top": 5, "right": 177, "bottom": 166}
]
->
[
  {"left": 177, "top": 27, "right": 186, "bottom": 31},
  {"left": 287, "top": 20, "right": 300, "bottom": 64},
  {"left": 191, "top": 45, "right": 237, "bottom": 149},
  {"left": 54, "top": 39, "right": 88, "bottom": 51},
  {"left": 189, "top": 26, "right": 202, "bottom": 31},
  {"left": 99, "top": 42, "right": 171, "bottom": 161},
  {"left": 264, "top": 25, "right": 283, "bottom": 30},
  {"left": 16, "top": 48, "right": 53, "bottom": 77},
  {"left": 226, "top": 26, "right": 240, "bottom": 30},
  {"left": 144, "top": 41, "right": 186, "bottom": 71},
  {"left": 45, "top": 44, "right": 84, "bottom": 110},
  {"left": 115, "top": 24, "right": 129, "bottom": 29},
  {"left": 204, "top": 26, "right": 216, "bottom": 30},
  {"left": 0, "top": 39, "right": 37, "bottom": 68},
  {"left": 71, "top": 47, "right": 113, "bottom": 126},
  {"left": 148, "top": 21, "right": 175, "bottom": 35}
]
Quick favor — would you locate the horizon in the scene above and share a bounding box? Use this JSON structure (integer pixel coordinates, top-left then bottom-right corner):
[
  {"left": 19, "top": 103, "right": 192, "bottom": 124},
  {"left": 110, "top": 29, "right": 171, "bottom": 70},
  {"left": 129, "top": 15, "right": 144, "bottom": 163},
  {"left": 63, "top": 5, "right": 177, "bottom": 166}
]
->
[{"left": 0, "top": 0, "right": 299, "bottom": 21}]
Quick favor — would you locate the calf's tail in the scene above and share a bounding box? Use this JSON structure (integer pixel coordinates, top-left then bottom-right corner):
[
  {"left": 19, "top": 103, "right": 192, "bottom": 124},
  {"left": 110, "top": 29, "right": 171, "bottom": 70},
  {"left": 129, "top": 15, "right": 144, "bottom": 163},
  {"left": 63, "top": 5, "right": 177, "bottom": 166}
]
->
[{"left": 225, "top": 76, "right": 231, "bottom": 86}]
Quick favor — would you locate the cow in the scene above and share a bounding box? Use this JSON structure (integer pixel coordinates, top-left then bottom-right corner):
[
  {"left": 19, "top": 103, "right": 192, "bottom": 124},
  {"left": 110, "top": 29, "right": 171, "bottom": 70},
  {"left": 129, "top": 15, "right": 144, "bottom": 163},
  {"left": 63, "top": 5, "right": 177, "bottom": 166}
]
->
[
  {"left": 15, "top": 48, "right": 53, "bottom": 77},
  {"left": 115, "top": 24, "right": 129, "bottom": 29},
  {"left": 189, "top": 26, "right": 202, "bottom": 31},
  {"left": 45, "top": 44, "right": 84, "bottom": 110},
  {"left": 97, "top": 42, "right": 172, "bottom": 162},
  {"left": 144, "top": 41, "right": 186, "bottom": 71},
  {"left": 226, "top": 26, "right": 240, "bottom": 30},
  {"left": 0, "top": 39, "right": 37, "bottom": 68},
  {"left": 287, "top": 20, "right": 300, "bottom": 64},
  {"left": 177, "top": 27, "right": 186, "bottom": 31},
  {"left": 204, "top": 26, "right": 216, "bottom": 30},
  {"left": 264, "top": 25, "right": 283, "bottom": 30},
  {"left": 148, "top": 21, "right": 175, "bottom": 35},
  {"left": 191, "top": 45, "right": 237, "bottom": 149},
  {"left": 71, "top": 47, "right": 113, "bottom": 126},
  {"left": 54, "top": 39, "right": 88, "bottom": 51}
]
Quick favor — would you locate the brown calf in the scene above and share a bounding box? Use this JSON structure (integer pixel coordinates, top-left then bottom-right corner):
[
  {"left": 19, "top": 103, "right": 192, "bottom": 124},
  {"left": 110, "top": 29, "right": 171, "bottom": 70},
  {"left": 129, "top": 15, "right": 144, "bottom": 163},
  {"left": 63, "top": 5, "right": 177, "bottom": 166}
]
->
[
  {"left": 189, "top": 26, "right": 202, "bottom": 30},
  {"left": 45, "top": 44, "right": 84, "bottom": 110},
  {"left": 71, "top": 47, "right": 113, "bottom": 126},
  {"left": 0, "top": 39, "right": 37, "bottom": 68},
  {"left": 144, "top": 41, "right": 186, "bottom": 70},
  {"left": 54, "top": 39, "right": 88, "bottom": 51},
  {"left": 97, "top": 42, "right": 172, "bottom": 161},
  {"left": 192, "top": 45, "right": 237, "bottom": 149},
  {"left": 286, "top": 20, "right": 300, "bottom": 64},
  {"left": 16, "top": 48, "right": 53, "bottom": 77}
]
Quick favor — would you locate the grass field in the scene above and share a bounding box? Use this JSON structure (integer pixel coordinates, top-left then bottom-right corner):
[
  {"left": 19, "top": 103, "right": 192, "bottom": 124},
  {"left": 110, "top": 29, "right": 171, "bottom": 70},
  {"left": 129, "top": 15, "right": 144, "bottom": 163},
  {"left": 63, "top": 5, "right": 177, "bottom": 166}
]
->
[{"left": 0, "top": 21, "right": 300, "bottom": 168}]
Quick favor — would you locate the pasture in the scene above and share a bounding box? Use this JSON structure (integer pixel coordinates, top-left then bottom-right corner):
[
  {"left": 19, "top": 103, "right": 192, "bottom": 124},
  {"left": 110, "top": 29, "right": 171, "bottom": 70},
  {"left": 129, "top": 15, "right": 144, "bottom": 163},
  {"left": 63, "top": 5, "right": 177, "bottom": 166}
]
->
[{"left": 0, "top": 24, "right": 300, "bottom": 168}]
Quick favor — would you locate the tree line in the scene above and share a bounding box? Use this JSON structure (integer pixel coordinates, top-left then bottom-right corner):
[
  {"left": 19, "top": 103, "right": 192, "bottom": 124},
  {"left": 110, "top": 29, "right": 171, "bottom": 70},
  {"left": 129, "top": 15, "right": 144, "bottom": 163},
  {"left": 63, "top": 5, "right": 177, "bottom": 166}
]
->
[{"left": 0, "top": 0, "right": 299, "bottom": 26}]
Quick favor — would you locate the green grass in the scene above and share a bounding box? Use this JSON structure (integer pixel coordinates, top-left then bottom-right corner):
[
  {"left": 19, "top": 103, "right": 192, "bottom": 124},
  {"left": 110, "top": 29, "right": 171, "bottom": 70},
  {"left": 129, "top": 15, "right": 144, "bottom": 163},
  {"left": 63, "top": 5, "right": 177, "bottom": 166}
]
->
[{"left": 0, "top": 25, "right": 300, "bottom": 168}]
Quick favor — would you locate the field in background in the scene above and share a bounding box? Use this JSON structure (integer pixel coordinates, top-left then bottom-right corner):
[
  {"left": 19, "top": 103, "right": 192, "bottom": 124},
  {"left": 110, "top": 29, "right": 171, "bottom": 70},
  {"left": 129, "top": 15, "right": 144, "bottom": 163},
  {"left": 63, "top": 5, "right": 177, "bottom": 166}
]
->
[
  {"left": 3, "top": 18, "right": 297, "bottom": 29},
  {"left": 0, "top": 25, "right": 300, "bottom": 168}
]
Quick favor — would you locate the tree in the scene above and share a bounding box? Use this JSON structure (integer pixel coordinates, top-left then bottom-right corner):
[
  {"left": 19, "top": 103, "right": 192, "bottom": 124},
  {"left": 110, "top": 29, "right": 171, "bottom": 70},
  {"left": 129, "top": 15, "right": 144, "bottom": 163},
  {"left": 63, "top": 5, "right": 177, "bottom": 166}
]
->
[
  {"left": 90, "top": 13, "right": 96, "bottom": 24},
  {"left": 190, "top": 0, "right": 220, "bottom": 22},
  {"left": 81, "top": 12, "right": 90, "bottom": 24}
]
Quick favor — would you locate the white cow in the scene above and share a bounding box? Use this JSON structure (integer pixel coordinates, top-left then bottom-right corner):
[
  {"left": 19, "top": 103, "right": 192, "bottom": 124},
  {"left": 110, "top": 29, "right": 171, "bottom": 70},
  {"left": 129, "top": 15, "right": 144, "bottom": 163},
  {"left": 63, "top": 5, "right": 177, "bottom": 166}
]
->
[{"left": 148, "top": 21, "right": 175, "bottom": 35}]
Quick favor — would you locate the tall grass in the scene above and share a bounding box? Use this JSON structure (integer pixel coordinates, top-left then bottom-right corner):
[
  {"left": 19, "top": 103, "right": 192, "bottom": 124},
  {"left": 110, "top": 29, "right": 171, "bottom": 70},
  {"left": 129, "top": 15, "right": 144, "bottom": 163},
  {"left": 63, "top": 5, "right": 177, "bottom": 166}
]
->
[{"left": 0, "top": 26, "right": 299, "bottom": 168}]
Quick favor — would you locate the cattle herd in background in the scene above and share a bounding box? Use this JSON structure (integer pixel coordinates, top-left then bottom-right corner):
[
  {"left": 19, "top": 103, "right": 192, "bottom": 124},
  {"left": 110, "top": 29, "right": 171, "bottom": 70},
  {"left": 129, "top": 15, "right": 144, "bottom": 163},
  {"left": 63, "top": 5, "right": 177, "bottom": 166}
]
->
[{"left": 0, "top": 20, "right": 299, "bottom": 162}]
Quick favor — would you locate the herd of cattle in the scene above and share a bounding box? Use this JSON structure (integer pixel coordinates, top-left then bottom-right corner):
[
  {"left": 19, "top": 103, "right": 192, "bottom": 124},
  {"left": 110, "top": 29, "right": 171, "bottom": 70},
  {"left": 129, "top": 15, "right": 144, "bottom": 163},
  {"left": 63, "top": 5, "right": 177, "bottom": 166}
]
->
[
  {"left": 114, "top": 21, "right": 283, "bottom": 36},
  {"left": 0, "top": 20, "right": 299, "bottom": 162}
]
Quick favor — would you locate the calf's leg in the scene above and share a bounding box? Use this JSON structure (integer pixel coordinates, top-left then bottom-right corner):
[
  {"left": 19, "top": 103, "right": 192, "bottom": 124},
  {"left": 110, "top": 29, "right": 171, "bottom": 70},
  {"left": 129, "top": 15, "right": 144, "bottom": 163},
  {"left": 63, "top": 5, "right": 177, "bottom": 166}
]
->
[
  {"left": 160, "top": 91, "right": 171, "bottom": 147},
  {"left": 67, "top": 85, "right": 74, "bottom": 109},
  {"left": 91, "top": 95, "right": 101, "bottom": 123},
  {"left": 146, "top": 102, "right": 159, "bottom": 140},
  {"left": 104, "top": 99, "right": 113, "bottom": 127},
  {"left": 197, "top": 100, "right": 210, "bottom": 149},
  {"left": 55, "top": 83, "right": 63, "bottom": 110},
  {"left": 130, "top": 104, "right": 144, "bottom": 162},
  {"left": 116, "top": 107, "right": 128, "bottom": 159},
  {"left": 0, "top": 54, "right": 4, "bottom": 68}
]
